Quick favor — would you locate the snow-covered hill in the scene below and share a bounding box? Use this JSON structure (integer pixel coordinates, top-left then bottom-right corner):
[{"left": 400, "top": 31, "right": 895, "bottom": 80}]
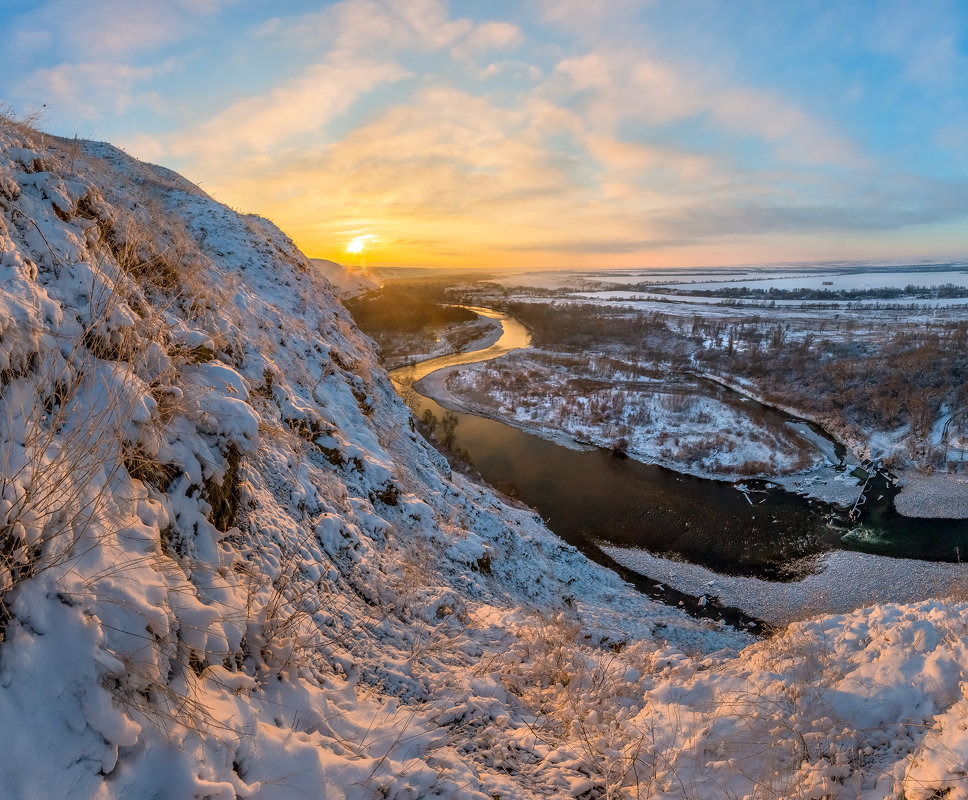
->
[
  {"left": 1, "top": 116, "right": 967, "bottom": 798},
  {"left": 310, "top": 258, "right": 379, "bottom": 298}
]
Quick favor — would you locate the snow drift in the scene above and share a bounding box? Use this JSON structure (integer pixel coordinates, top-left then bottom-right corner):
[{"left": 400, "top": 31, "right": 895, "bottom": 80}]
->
[{"left": 0, "top": 116, "right": 966, "bottom": 798}]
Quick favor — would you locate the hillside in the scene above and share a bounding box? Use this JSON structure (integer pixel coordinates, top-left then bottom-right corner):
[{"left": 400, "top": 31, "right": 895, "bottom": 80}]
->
[
  {"left": 309, "top": 258, "right": 380, "bottom": 299},
  {"left": 1, "top": 117, "right": 967, "bottom": 798}
]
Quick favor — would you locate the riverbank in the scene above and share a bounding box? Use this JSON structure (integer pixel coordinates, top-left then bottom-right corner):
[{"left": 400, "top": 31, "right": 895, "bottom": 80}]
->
[
  {"left": 390, "top": 308, "right": 531, "bottom": 390},
  {"left": 695, "top": 371, "right": 867, "bottom": 464},
  {"left": 382, "top": 316, "right": 501, "bottom": 371},
  {"left": 895, "top": 471, "right": 968, "bottom": 518},
  {"left": 696, "top": 371, "right": 968, "bottom": 519},
  {"left": 600, "top": 545, "right": 968, "bottom": 625},
  {"left": 420, "top": 362, "right": 878, "bottom": 521},
  {"left": 435, "top": 355, "right": 869, "bottom": 508},
  {"left": 400, "top": 305, "right": 968, "bottom": 626},
  {"left": 414, "top": 365, "right": 592, "bottom": 452}
]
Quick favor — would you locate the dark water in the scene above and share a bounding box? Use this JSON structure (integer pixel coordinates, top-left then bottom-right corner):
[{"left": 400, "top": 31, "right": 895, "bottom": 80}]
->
[
  {"left": 839, "top": 472, "right": 968, "bottom": 561},
  {"left": 387, "top": 307, "right": 967, "bottom": 592},
  {"left": 412, "top": 390, "right": 832, "bottom": 581},
  {"left": 408, "top": 387, "right": 968, "bottom": 585}
]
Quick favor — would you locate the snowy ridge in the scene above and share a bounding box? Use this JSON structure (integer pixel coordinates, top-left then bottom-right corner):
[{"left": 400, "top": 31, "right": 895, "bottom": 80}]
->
[{"left": 0, "top": 118, "right": 967, "bottom": 798}]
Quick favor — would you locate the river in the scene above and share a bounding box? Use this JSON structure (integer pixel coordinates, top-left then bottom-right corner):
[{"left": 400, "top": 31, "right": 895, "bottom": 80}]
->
[
  {"left": 390, "top": 306, "right": 531, "bottom": 386},
  {"left": 389, "top": 307, "right": 968, "bottom": 621}
]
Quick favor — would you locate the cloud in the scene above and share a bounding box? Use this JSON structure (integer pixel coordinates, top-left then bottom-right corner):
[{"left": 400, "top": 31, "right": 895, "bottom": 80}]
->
[
  {"left": 621, "top": 174, "right": 968, "bottom": 248},
  {"left": 164, "top": 59, "right": 409, "bottom": 160},
  {"left": 37, "top": 0, "right": 957, "bottom": 269},
  {"left": 480, "top": 60, "right": 543, "bottom": 82},
  {"left": 19, "top": 60, "right": 177, "bottom": 119},
  {"left": 871, "top": 0, "right": 967, "bottom": 88},
  {"left": 548, "top": 50, "right": 859, "bottom": 166},
  {"left": 152, "top": 1, "right": 536, "bottom": 196},
  {"left": 583, "top": 135, "right": 715, "bottom": 201},
  {"left": 711, "top": 86, "right": 859, "bottom": 165},
  {"left": 552, "top": 53, "right": 694, "bottom": 128},
  {"left": 491, "top": 175, "right": 968, "bottom": 256},
  {"left": 258, "top": 0, "right": 473, "bottom": 58},
  {"left": 330, "top": 0, "right": 472, "bottom": 56},
  {"left": 165, "top": 45, "right": 884, "bottom": 266},
  {"left": 4, "top": 0, "right": 234, "bottom": 122},
  {"left": 451, "top": 21, "right": 524, "bottom": 60},
  {"left": 538, "top": 0, "right": 652, "bottom": 38},
  {"left": 270, "top": 86, "right": 586, "bottom": 213},
  {"left": 9, "top": 0, "right": 231, "bottom": 62},
  {"left": 182, "top": 84, "right": 603, "bottom": 263}
]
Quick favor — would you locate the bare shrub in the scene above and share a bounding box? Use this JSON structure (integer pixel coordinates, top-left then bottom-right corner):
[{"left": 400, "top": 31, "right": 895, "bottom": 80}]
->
[{"left": 660, "top": 391, "right": 693, "bottom": 413}]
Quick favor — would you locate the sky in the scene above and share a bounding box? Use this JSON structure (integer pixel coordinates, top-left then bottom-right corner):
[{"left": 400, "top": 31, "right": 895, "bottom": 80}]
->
[{"left": 1, "top": 0, "right": 967, "bottom": 270}]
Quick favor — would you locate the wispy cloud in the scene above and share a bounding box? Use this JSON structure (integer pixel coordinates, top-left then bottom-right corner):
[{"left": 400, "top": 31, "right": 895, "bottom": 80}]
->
[
  {"left": 153, "top": 0, "right": 528, "bottom": 163},
  {"left": 538, "top": 0, "right": 652, "bottom": 38},
  {"left": 257, "top": 0, "right": 473, "bottom": 57},
  {"left": 451, "top": 21, "right": 525, "bottom": 60},
  {"left": 18, "top": 60, "right": 177, "bottom": 120},
  {"left": 871, "top": 0, "right": 967, "bottom": 89},
  {"left": 549, "top": 50, "right": 859, "bottom": 166},
  {"left": 9, "top": 0, "right": 212, "bottom": 61},
  {"left": 5, "top": 0, "right": 231, "bottom": 118},
  {"left": 163, "top": 60, "right": 409, "bottom": 161}
]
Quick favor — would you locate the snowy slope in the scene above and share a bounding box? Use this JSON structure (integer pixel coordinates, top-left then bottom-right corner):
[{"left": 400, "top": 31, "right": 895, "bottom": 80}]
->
[
  {"left": 310, "top": 257, "right": 380, "bottom": 298},
  {"left": 1, "top": 117, "right": 967, "bottom": 798}
]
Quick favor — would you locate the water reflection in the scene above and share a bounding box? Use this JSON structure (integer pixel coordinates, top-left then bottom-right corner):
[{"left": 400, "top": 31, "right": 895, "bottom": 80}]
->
[
  {"left": 390, "top": 306, "right": 531, "bottom": 388},
  {"left": 390, "top": 307, "right": 968, "bottom": 580}
]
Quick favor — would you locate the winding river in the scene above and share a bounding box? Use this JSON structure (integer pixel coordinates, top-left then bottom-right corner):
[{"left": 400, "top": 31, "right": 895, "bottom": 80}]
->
[
  {"left": 391, "top": 306, "right": 532, "bottom": 385},
  {"left": 389, "top": 308, "right": 968, "bottom": 624}
]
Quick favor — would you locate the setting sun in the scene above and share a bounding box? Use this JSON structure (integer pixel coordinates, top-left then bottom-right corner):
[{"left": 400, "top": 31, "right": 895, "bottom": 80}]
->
[{"left": 346, "top": 234, "right": 371, "bottom": 254}]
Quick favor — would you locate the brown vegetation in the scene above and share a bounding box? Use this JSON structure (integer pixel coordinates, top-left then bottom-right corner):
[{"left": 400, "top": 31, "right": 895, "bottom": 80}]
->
[
  {"left": 493, "top": 300, "right": 967, "bottom": 470},
  {"left": 346, "top": 280, "right": 478, "bottom": 363}
]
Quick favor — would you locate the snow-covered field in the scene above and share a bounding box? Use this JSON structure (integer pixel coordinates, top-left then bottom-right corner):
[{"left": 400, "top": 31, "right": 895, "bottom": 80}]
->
[
  {"left": 491, "top": 264, "right": 968, "bottom": 293},
  {"left": 895, "top": 471, "right": 968, "bottom": 518},
  {"left": 573, "top": 289, "right": 968, "bottom": 308},
  {"left": 5, "top": 117, "right": 968, "bottom": 797},
  {"left": 467, "top": 269, "right": 968, "bottom": 513},
  {"left": 656, "top": 269, "right": 968, "bottom": 291}
]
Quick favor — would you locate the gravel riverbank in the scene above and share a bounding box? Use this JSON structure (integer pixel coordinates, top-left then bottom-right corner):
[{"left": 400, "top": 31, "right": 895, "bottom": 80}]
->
[
  {"left": 895, "top": 471, "right": 968, "bottom": 519},
  {"left": 600, "top": 545, "right": 968, "bottom": 625}
]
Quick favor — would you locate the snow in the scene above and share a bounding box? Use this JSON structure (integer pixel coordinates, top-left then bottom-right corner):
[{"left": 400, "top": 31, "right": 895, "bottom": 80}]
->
[
  {"left": 442, "top": 349, "right": 838, "bottom": 484},
  {"left": 3, "top": 118, "right": 968, "bottom": 798},
  {"left": 309, "top": 258, "right": 380, "bottom": 298},
  {"left": 488, "top": 264, "right": 968, "bottom": 294},
  {"left": 895, "top": 471, "right": 968, "bottom": 518},
  {"left": 574, "top": 288, "right": 968, "bottom": 308},
  {"left": 600, "top": 545, "right": 968, "bottom": 625},
  {"left": 656, "top": 269, "right": 968, "bottom": 292}
]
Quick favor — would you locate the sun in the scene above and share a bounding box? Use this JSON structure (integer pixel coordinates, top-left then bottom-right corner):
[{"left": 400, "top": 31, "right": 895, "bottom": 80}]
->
[{"left": 346, "top": 234, "right": 371, "bottom": 254}]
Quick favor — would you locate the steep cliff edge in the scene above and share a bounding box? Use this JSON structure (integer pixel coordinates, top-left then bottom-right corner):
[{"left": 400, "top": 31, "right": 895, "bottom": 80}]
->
[{"left": 1, "top": 118, "right": 967, "bottom": 799}]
